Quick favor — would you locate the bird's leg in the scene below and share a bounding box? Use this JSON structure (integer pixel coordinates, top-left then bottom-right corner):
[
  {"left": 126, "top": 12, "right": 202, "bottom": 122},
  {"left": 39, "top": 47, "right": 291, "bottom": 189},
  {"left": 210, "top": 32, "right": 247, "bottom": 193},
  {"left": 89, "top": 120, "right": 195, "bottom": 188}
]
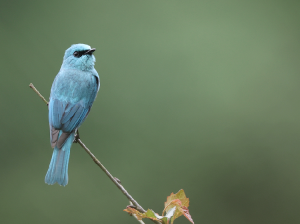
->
[{"left": 73, "top": 129, "right": 80, "bottom": 143}]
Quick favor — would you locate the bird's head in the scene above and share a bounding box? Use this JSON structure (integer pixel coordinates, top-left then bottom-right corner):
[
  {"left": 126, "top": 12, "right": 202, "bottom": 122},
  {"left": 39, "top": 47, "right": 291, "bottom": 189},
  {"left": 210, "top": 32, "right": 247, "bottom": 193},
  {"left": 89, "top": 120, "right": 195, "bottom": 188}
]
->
[{"left": 62, "top": 44, "right": 96, "bottom": 71}]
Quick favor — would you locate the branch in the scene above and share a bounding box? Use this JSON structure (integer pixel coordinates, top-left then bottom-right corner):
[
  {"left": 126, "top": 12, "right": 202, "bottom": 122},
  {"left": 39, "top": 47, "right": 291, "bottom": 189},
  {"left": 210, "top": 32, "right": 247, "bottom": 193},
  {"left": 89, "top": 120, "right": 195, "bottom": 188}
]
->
[
  {"left": 29, "top": 83, "right": 48, "bottom": 105},
  {"left": 75, "top": 134, "right": 146, "bottom": 213},
  {"left": 130, "top": 201, "right": 146, "bottom": 224},
  {"left": 29, "top": 83, "right": 161, "bottom": 224}
]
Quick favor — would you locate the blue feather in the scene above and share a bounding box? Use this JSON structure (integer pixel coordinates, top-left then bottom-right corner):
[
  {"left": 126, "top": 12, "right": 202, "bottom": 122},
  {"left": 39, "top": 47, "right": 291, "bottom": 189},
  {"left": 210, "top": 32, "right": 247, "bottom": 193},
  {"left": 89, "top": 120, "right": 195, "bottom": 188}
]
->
[{"left": 45, "top": 131, "right": 74, "bottom": 186}]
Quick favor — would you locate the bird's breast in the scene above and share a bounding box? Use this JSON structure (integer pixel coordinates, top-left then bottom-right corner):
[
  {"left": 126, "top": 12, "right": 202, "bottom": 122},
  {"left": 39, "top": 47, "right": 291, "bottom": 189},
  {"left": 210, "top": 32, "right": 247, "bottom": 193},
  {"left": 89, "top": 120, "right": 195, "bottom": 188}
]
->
[{"left": 51, "top": 69, "right": 98, "bottom": 104}]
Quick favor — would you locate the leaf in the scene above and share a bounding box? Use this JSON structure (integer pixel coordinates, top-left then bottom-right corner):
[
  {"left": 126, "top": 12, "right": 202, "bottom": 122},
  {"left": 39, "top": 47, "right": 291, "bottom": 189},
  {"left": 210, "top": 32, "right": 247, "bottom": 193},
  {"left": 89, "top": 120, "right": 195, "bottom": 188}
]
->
[
  {"left": 124, "top": 189, "right": 194, "bottom": 224},
  {"left": 178, "top": 205, "right": 194, "bottom": 224},
  {"left": 124, "top": 206, "right": 160, "bottom": 222},
  {"left": 165, "top": 206, "right": 176, "bottom": 219},
  {"left": 162, "top": 189, "right": 194, "bottom": 224}
]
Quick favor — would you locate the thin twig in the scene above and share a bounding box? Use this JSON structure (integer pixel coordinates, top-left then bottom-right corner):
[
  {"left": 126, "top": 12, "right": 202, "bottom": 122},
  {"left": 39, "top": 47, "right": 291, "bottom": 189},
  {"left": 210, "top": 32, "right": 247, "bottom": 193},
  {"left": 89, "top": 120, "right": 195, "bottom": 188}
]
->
[
  {"left": 76, "top": 136, "right": 146, "bottom": 213},
  {"left": 29, "top": 83, "right": 48, "bottom": 105},
  {"left": 29, "top": 83, "right": 161, "bottom": 224},
  {"left": 130, "top": 201, "right": 146, "bottom": 224}
]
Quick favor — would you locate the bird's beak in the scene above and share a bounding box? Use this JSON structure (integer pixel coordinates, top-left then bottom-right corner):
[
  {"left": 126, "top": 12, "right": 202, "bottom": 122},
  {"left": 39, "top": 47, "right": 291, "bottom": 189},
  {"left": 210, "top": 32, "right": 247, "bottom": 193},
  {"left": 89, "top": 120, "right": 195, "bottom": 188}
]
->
[{"left": 84, "top": 48, "right": 96, "bottom": 55}]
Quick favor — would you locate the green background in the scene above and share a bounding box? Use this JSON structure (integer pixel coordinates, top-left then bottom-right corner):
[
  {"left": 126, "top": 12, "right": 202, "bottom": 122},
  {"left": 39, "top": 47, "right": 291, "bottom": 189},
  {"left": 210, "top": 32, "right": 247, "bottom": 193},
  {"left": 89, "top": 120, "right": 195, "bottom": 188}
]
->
[{"left": 1, "top": 1, "right": 300, "bottom": 223}]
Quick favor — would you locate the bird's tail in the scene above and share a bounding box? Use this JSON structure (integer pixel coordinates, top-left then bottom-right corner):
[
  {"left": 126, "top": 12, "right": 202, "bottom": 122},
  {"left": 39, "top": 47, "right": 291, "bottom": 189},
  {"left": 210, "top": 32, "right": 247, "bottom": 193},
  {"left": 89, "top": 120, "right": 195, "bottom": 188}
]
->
[{"left": 45, "top": 131, "right": 75, "bottom": 186}]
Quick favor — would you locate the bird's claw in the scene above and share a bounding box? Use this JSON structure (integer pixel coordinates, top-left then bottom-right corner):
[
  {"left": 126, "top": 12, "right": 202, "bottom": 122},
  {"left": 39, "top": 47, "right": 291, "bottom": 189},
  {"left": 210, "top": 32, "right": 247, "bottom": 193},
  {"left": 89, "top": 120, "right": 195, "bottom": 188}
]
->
[{"left": 73, "top": 130, "right": 80, "bottom": 143}]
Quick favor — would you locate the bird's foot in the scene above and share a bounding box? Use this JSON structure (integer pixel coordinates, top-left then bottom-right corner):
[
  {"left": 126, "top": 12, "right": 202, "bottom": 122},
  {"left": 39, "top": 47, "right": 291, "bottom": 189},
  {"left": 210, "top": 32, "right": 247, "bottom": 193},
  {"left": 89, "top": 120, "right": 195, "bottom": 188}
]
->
[{"left": 73, "top": 130, "right": 80, "bottom": 143}]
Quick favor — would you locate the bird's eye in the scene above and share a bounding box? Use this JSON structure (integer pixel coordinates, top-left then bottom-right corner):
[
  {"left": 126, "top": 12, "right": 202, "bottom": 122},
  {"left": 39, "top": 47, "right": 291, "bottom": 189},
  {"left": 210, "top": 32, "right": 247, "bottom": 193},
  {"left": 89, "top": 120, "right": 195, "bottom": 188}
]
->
[{"left": 73, "top": 51, "right": 80, "bottom": 58}]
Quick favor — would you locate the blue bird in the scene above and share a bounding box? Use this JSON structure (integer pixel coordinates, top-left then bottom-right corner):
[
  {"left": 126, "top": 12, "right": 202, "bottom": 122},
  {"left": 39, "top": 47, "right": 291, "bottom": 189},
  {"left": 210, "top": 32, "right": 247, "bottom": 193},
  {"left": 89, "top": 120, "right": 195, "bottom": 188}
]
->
[{"left": 45, "top": 44, "right": 100, "bottom": 186}]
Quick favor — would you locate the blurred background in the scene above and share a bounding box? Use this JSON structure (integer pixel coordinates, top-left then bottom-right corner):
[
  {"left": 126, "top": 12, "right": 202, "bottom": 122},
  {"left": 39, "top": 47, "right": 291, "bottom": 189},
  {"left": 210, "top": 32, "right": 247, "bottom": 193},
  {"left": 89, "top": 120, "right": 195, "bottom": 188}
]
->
[{"left": 0, "top": 0, "right": 300, "bottom": 223}]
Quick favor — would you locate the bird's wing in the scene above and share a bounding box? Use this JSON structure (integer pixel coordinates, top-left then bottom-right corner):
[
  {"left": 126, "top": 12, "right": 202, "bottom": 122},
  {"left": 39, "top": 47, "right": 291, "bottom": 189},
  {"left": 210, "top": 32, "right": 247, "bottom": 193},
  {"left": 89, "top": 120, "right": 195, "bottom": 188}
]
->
[
  {"left": 49, "top": 73, "right": 99, "bottom": 149},
  {"left": 49, "top": 98, "right": 90, "bottom": 148}
]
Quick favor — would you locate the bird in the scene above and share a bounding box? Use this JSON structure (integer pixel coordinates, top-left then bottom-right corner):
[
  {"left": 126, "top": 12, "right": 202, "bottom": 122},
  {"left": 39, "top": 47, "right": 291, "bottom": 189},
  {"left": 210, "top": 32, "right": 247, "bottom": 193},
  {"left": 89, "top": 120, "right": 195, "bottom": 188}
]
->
[{"left": 45, "top": 43, "right": 100, "bottom": 186}]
